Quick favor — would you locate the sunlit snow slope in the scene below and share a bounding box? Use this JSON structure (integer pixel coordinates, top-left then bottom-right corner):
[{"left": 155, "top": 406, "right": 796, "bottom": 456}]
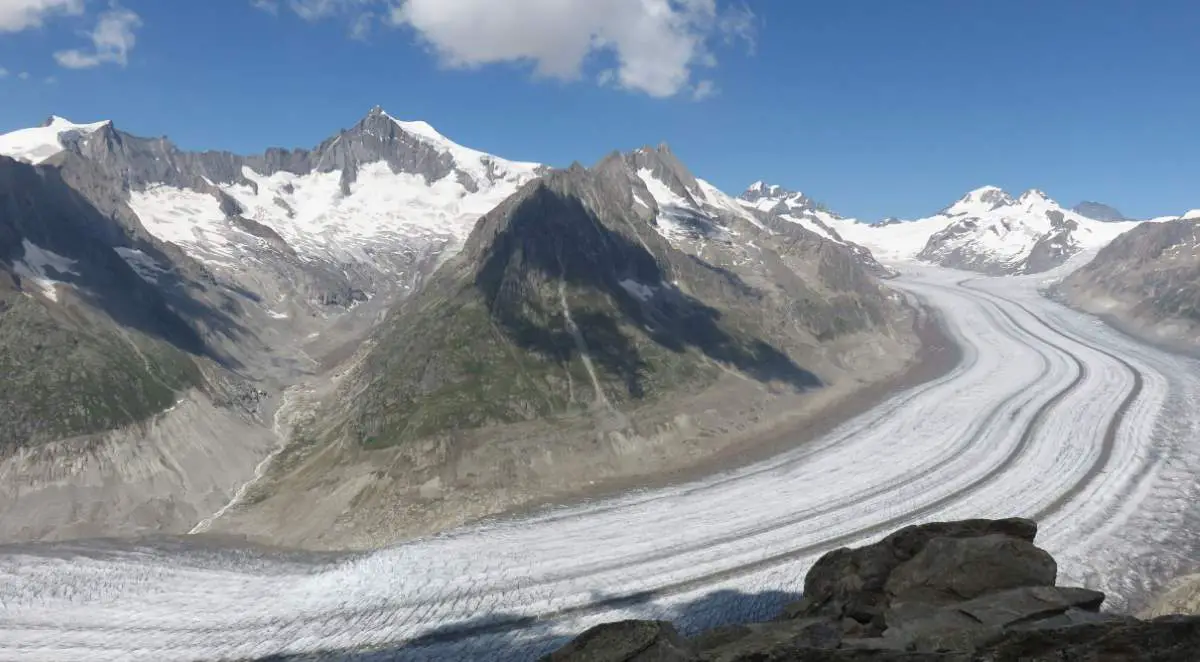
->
[
  {"left": 740, "top": 183, "right": 1146, "bottom": 275},
  {"left": 2, "top": 266, "right": 1198, "bottom": 661},
  {"left": 0, "top": 116, "right": 110, "bottom": 165}
]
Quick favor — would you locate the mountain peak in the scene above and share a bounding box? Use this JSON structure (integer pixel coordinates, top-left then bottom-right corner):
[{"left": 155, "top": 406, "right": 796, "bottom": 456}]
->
[
  {"left": 739, "top": 181, "right": 801, "bottom": 201},
  {"left": 941, "top": 185, "right": 1014, "bottom": 216},
  {"left": 1018, "top": 188, "right": 1054, "bottom": 205},
  {"left": 0, "top": 116, "right": 112, "bottom": 165}
]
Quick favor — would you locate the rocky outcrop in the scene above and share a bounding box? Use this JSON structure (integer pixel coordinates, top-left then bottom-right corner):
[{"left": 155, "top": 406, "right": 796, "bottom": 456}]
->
[
  {"left": 1057, "top": 217, "right": 1200, "bottom": 354},
  {"left": 544, "top": 519, "right": 1200, "bottom": 661},
  {"left": 1141, "top": 574, "right": 1200, "bottom": 619}
]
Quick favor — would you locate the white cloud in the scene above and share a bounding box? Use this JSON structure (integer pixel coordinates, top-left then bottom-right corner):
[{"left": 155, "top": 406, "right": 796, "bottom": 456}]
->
[
  {"left": 389, "top": 0, "right": 755, "bottom": 98},
  {"left": 252, "top": 0, "right": 280, "bottom": 14},
  {"left": 692, "top": 79, "right": 717, "bottom": 100},
  {"left": 264, "top": 0, "right": 754, "bottom": 98},
  {"left": 17, "top": 71, "right": 30, "bottom": 79},
  {"left": 0, "top": 66, "right": 8, "bottom": 78},
  {"left": 54, "top": 5, "right": 141, "bottom": 69},
  {"left": 0, "top": 0, "right": 84, "bottom": 32}
]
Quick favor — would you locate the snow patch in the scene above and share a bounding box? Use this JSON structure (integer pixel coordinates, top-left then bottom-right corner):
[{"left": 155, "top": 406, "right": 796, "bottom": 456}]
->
[
  {"left": 114, "top": 248, "right": 169, "bottom": 283},
  {"left": 127, "top": 186, "right": 237, "bottom": 265},
  {"left": 618, "top": 278, "right": 657, "bottom": 302},
  {"left": 380, "top": 112, "right": 541, "bottom": 186},
  {"left": 12, "top": 239, "right": 78, "bottom": 301}
]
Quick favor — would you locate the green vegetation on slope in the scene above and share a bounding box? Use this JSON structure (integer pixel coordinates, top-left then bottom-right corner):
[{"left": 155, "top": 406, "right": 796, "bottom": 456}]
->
[{"left": 0, "top": 294, "right": 202, "bottom": 449}]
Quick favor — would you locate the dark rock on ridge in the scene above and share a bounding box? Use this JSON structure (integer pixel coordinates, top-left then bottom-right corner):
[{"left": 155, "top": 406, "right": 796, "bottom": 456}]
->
[{"left": 544, "top": 518, "right": 1200, "bottom": 661}]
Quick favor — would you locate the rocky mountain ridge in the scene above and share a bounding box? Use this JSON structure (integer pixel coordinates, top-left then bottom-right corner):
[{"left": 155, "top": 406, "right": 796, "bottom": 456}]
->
[
  {"left": 1057, "top": 213, "right": 1200, "bottom": 353},
  {"left": 739, "top": 183, "right": 1146, "bottom": 275},
  {"left": 0, "top": 108, "right": 551, "bottom": 543},
  {"left": 203, "top": 146, "right": 924, "bottom": 549}
]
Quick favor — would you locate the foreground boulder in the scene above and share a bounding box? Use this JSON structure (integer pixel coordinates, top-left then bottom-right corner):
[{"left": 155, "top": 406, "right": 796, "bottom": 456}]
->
[{"left": 543, "top": 518, "right": 1200, "bottom": 661}]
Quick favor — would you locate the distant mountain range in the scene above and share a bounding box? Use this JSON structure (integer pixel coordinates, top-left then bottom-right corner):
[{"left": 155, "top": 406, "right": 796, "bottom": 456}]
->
[{"left": 738, "top": 183, "right": 1143, "bottom": 275}]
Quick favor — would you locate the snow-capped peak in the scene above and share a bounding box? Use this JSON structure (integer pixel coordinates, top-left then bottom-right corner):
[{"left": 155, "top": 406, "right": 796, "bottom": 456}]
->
[
  {"left": 365, "top": 106, "right": 541, "bottom": 182},
  {"left": 1182, "top": 209, "right": 1200, "bottom": 220},
  {"left": 0, "top": 116, "right": 111, "bottom": 165},
  {"left": 941, "top": 185, "right": 1015, "bottom": 216},
  {"left": 739, "top": 181, "right": 799, "bottom": 201},
  {"left": 1017, "top": 188, "right": 1055, "bottom": 206}
]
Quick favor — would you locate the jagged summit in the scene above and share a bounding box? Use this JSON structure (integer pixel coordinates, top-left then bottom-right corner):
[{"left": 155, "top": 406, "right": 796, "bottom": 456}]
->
[
  {"left": 941, "top": 185, "right": 1015, "bottom": 216},
  {"left": 737, "top": 180, "right": 823, "bottom": 218},
  {"left": 739, "top": 181, "right": 803, "bottom": 201},
  {"left": 1018, "top": 188, "right": 1054, "bottom": 205}
]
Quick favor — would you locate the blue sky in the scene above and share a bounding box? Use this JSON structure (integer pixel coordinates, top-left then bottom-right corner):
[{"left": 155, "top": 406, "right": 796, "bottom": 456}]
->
[{"left": 1, "top": 0, "right": 1198, "bottom": 220}]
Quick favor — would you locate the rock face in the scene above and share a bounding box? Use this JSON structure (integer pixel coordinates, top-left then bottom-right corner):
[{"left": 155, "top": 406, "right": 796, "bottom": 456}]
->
[
  {"left": 544, "top": 518, "right": 1200, "bottom": 661},
  {"left": 0, "top": 155, "right": 207, "bottom": 450},
  {"left": 1058, "top": 216, "right": 1200, "bottom": 354}
]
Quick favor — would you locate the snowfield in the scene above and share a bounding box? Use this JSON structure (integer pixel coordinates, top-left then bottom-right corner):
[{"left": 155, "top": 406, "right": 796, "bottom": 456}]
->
[
  {"left": 0, "top": 116, "right": 110, "bottom": 165},
  {"left": 2, "top": 266, "right": 1200, "bottom": 661}
]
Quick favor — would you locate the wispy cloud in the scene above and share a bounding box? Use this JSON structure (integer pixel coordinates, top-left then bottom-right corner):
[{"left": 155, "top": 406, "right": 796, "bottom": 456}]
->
[
  {"left": 251, "top": 0, "right": 280, "bottom": 15},
  {"left": 0, "top": 66, "right": 8, "bottom": 78},
  {"left": 18, "top": 71, "right": 30, "bottom": 80},
  {"left": 692, "top": 79, "right": 717, "bottom": 101},
  {"left": 54, "top": 5, "right": 142, "bottom": 69},
  {"left": 0, "top": 0, "right": 84, "bottom": 32}
]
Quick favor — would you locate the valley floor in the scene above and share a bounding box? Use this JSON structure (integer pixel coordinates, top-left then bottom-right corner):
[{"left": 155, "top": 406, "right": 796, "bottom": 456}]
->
[{"left": 2, "top": 266, "right": 1200, "bottom": 661}]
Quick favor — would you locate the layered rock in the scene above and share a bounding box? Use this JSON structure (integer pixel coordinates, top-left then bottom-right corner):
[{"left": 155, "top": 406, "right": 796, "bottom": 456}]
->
[{"left": 544, "top": 518, "right": 1200, "bottom": 661}]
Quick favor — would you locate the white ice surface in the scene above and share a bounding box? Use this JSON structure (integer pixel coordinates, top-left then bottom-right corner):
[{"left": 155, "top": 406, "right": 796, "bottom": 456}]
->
[
  {"left": 3, "top": 266, "right": 1200, "bottom": 661},
  {"left": 127, "top": 186, "right": 238, "bottom": 265},
  {"left": 11, "top": 239, "right": 78, "bottom": 301},
  {"left": 0, "top": 116, "right": 110, "bottom": 165}
]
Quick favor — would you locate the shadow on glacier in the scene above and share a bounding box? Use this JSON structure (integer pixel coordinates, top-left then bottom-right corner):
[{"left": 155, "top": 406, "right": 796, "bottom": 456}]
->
[{"left": 254, "top": 587, "right": 800, "bottom": 661}]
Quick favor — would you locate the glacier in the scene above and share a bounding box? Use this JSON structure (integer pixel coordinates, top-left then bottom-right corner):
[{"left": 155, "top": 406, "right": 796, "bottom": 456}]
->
[{"left": 1, "top": 279, "right": 1199, "bottom": 660}]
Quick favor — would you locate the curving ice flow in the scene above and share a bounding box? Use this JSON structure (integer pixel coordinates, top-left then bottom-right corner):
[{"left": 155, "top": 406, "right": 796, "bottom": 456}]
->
[{"left": 3, "top": 267, "right": 1200, "bottom": 661}]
